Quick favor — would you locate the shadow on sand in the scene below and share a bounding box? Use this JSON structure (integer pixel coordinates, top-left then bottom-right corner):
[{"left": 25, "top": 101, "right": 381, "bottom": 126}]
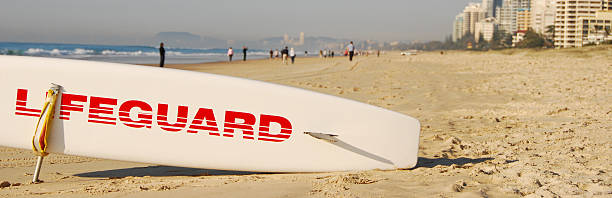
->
[
  {"left": 74, "top": 166, "right": 263, "bottom": 178},
  {"left": 75, "top": 157, "right": 495, "bottom": 178},
  {"left": 415, "top": 157, "right": 494, "bottom": 168}
]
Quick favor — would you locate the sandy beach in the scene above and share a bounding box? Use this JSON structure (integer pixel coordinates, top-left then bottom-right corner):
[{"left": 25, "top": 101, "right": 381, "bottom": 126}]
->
[{"left": 1, "top": 46, "right": 611, "bottom": 197}]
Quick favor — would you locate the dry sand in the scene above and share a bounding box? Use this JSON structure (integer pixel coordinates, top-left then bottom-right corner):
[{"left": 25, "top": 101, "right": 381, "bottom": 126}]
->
[{"left": 1, "top": 46, "right": 611, "bottom": 197}]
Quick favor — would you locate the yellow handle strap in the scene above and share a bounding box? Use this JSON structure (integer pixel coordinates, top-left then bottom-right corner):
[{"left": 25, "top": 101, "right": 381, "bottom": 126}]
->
[{"left": 31, "top": 85, "right": 60, "bottom": 156}]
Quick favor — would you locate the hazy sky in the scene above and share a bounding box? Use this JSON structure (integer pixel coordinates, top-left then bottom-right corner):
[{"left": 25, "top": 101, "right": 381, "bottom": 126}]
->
[{"left": 0, "top": 0, "right": 475, "bottom": 45}]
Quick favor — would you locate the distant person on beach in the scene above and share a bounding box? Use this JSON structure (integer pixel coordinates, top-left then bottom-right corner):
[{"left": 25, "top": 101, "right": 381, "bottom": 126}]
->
[
  {"left": 289, "top": 48, "right": 296, "bottom": 64},
  {"left": 242, "top": 46, "right": 248, "bottom": 61},
  {"left": 227, "top": 47, "right": 234, "bottom": 62},
  {"left": 377, "top": 50, "right": 380, "bottom": 57},
  {"left": 275, "top": 49, "right": 279, "bottom": 58},
  {"left": 319, "top": 50, "right": 323, "bottom": 58},
  {"left": 159, "top": 42, "right": 165, "bottom": 67},
  {"left": 305, "top": 51, "right": 308, "bottom": 56},
  {"left": 347, "top": 41, "right": 355, "bottom": 61},
  {"left": 281, "top": 46, "right": 289, "bottom": 64},
  {"left": 331, "top": 51, "right": 334, "bottom": 58},
  {"left": 269, "top": 49, "right": 274, "bottom": 59}
]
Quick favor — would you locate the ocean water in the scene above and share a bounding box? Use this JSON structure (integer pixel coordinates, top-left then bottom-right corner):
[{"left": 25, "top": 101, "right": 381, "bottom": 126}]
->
[{"left": 0, "top": 42, "right": 268, "bottom": 64}]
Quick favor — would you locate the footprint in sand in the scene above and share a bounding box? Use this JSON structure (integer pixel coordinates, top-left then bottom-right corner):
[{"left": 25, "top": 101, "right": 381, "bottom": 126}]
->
[{"left": 350, "top": 62, "right": 360, "bottom": 71}]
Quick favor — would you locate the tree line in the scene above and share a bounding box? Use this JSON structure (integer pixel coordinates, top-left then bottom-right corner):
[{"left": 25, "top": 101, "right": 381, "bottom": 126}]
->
[{"left": 391, "top": 26, "right": 557, "bottom": 51}]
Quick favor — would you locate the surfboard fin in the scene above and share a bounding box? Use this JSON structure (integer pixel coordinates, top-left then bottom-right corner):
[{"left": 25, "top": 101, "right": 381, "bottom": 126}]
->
[{"left": 304, "top": 132, "right": 339, "bottom": 143}]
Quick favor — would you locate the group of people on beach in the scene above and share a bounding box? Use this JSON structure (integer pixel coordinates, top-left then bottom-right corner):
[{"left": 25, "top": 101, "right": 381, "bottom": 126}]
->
[
  {"left": 226, "top": 46, "right": 248, "bottom": 62},
  {"left": 158, "top": 41, "right": 357, "bottom": 67},
  {"left": 318, "top": 41, "right": 355, "bottom": 61},
  {"left": 267, "top": 47, "right": 296, "bottom": 64},
  {"left": 227, "top": 41, "right": 356, "bottom": 65}
]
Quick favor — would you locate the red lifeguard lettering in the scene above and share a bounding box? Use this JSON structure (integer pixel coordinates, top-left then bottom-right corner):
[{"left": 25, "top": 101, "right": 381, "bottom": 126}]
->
[
  {"left": 157, "top": 104, "right": 188, "bottom": 132},
  {"left": 223, "top": 111, "right": 256, "bottom": 139},
  {"left": 14, "top": 89, "right": 42, "bottom": 117},
  {"left": 258, "top": 114, "right": 292, "bottom": 142},
  {"left": 187, "top": 108, "right": 219, "bottom": 135},
  {"left": 14, "top": 89, "right": 295, "bottom": 143},
  {"left": 119, "top": 100, "right": 153, "bottom": 128},
  {"left": 59, "top": 93, "right": 87, "bottom": 120},
  {"left": 88, "top": 96, "right": 117, "bottom": 125}
]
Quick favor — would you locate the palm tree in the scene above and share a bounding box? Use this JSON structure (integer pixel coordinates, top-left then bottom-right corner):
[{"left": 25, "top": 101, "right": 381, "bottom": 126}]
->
[
  {"left": 604, "top": 26, "right": 612, "bottom": 42},
  {"left": 545, "top": 25, "right": 555, "bottom": 40}
]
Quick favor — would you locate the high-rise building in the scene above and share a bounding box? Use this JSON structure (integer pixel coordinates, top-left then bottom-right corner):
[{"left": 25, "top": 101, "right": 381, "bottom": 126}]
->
[
  {"left": 482, "top": 0, "right": 493, "bottom": 17},
  {"left": 517, "top": 0, "right": 531, "bottom": 10},
  {"left": 517, "top": 8, "right": 531, "bottom": 31},
  {"left": 475, "top": 17, "right": 499, "bottom": 42},
  {"left": 283, "top": 33, "right": 289, "bottom": 44},
  {"left": 463, "top": 3, "right": 487, "bottom": 36},
  {"left": 482, "top": 0, "right": 504, "bottom": 17},
  {"left": 298, "top": 32, "right": 305, "bottom": 46},
  {"left": 554, "top": 0, "right": 610, "bottom": 48},
  {"left": 497, "top": 0, "right": 532, "bottom": 33},
  {"left": 498, "top": 0, "right": 518, "bottom": 33},
  {"left": 530, "top": 0, "right": 556, "bottom": 36},
  {"left": 453, "top": 13, "right": 465, "bottom": 42},
  {"left": 576, "top": 11, "right": 612, "bottom": 45},
  {"left": 516, "top": 0, "right": 532, "bottom": 31}
]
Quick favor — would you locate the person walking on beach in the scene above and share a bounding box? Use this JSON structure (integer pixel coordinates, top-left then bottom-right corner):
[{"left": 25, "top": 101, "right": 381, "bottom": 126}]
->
[
  {"left": 159, "top": 42, "right": 165, "bottom": 67},
  {"left": 227, "top": 47, "right": 234, "bottom": 62},
  {"left": 242, "top": 46, "right": 248, "bottom": 61},
  {"left": 289, "top": 48, "right": 296, "bottom": 64},
  {"left": 269, "top": 49, "right": 274, "bottom": 59},
  {"left": 281, "top": 46, "right": 289, "bottom": 64},
  {"left": 347, "top": 41, "right": 355, "bottom": 61}
]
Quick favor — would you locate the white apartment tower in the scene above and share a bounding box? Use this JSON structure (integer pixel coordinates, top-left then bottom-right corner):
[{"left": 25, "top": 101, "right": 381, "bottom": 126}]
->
[
  {"left": 483, "top": 0, "right": 494, "bottom": 17},
  {"left": 475, "top": 17, "right": 499, "bottom": 42},
  {"left": 483, "top": 0, "right": 505, "bottom": 17},
  {"left": 576, "top": 11, "right": 612, "bottom": 45},
  {"left": 498, "top": 0, "right": 518, "bottom": 33},
  {"left": 453, "top": 13, "right": 465, "bottom": 42},
  {"left": 298, "top": 32, "right": 305, "bottom": 46},
  {"left": 283, "top": 33, "right": 289, "bottom": 44},
  {"left": 463, "top": 3, "right": 487, "bottom": 36},
  {"left": 554, "top": 0, "right": 610, "bottom": 48},
  {"left": 530, "top": 0, "right": 556, "bottom": 36}
]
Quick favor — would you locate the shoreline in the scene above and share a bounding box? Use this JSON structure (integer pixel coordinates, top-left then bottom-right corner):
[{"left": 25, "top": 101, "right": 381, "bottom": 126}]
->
[{"left": 144, "top": 54, "right": 338, "bottom": 67}]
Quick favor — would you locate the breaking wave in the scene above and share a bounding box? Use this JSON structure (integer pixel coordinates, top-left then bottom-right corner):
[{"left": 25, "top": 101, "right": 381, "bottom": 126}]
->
[
  {"left": 7, "top": 48, "right": 268, "bottom": 57},
  {"left": 17, "top": 48, "right": 230, "bottom": 57},
  {"left": 0, "top": 42, "right": 269, "bottom": 64}
]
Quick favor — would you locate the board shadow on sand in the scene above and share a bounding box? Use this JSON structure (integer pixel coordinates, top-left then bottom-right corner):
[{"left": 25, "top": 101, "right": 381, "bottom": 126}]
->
[
  {"left": 326, "top": 137, "right": 395, "bottom": 165},
  {"left": 74, "top": 166, "right": 264, "bottom": 178},
  {"left": 414, "top": 157, "right": 494, "bottom": 168}
]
